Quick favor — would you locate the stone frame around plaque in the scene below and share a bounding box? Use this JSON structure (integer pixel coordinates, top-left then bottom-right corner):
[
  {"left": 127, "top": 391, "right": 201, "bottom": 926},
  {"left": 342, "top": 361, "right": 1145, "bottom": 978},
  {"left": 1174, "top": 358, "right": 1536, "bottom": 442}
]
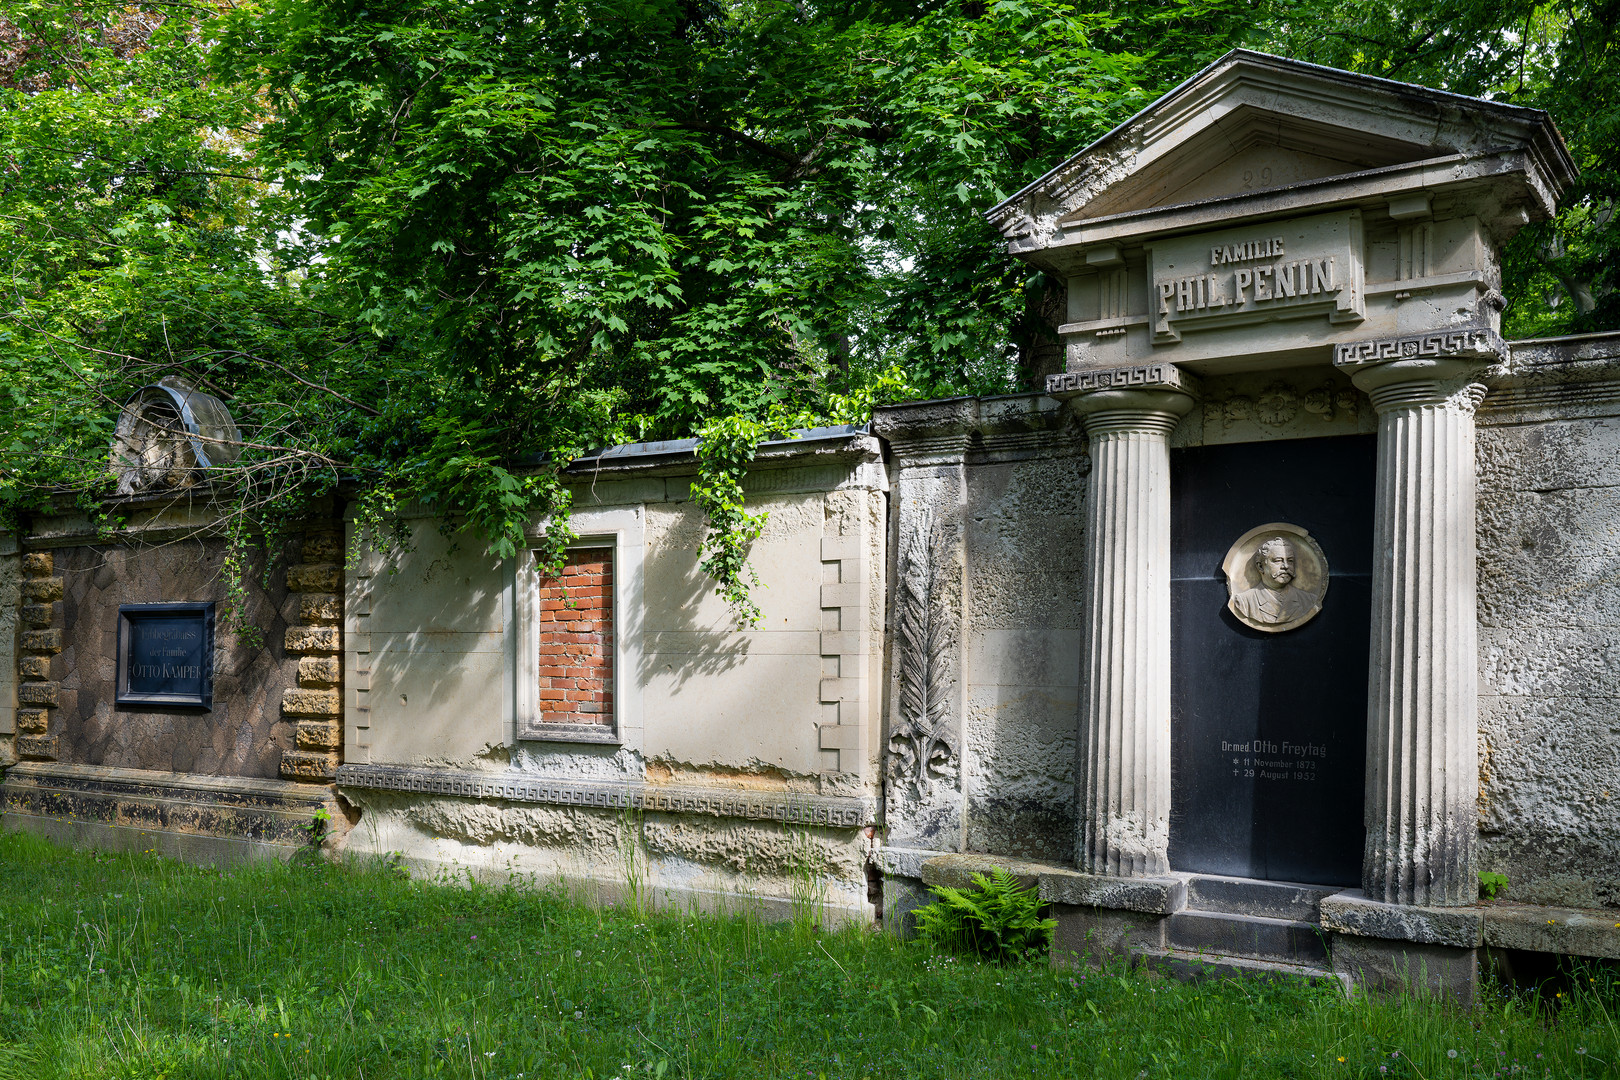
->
[{"left": 115, "top": 602, "right": 215, "bottom": 710}]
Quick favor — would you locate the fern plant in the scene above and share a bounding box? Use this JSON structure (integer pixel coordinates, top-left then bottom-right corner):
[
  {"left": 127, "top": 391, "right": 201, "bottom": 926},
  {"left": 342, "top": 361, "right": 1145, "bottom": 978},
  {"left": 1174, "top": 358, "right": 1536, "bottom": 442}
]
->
[{"left": 913, "top": 869, "right": 1056, "bottom": 964}]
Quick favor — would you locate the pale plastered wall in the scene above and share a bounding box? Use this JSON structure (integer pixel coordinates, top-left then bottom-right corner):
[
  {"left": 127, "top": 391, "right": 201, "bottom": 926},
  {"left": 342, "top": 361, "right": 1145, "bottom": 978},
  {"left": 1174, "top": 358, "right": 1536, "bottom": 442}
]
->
[{"left": 340, "top": 437, "right": 887, "bottom": 917}]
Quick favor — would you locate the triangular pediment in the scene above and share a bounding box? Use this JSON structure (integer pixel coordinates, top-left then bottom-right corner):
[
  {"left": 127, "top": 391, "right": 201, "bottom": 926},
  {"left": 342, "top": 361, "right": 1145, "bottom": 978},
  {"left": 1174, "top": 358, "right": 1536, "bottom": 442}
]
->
[
  {"left": 989, "top": 50, "right": 1574, "bottom": 262},
  {"left": 1073, "top": 108, "right": 1435, "bottom": 220}
]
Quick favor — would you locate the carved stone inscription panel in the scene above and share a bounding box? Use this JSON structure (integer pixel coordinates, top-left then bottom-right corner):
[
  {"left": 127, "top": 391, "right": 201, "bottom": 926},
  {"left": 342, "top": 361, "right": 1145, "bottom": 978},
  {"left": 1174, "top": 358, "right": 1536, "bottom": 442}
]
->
[
  {"left": 1146, "top": 210, "right": 1366, "bottom": 343},
  {"left": 1169, "top": 436, "right": 1373, "bottom": 886}
]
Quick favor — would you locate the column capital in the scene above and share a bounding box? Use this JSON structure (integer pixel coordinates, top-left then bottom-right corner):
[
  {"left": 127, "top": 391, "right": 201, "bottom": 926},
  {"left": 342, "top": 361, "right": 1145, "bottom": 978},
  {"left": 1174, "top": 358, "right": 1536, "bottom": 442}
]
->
[
  {"left": 1048, "top": 363, "right": 1199, "bottom": 433},
  {"left": 1333, "top": 328, "right": 1505, "bottom": 407}
]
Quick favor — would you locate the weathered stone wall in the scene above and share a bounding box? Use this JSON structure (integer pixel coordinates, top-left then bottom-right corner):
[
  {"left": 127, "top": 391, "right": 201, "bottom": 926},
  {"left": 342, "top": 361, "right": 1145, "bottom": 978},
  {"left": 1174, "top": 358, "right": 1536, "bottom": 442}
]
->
[
  {"left": 1476, "top": 333, "right": 1620, "bottom": 908},
  {"left": 961, "top": 403, "right": 1086, "bottom": 862},
  {"left": 21, "top": 531, "right": 330, "bottom": 780},
  {"left": 875, "top": 395, "right": 1084, "bottom": 865},
  {"left": 0, "top": 534, "right": 17, "bottom": 760}
]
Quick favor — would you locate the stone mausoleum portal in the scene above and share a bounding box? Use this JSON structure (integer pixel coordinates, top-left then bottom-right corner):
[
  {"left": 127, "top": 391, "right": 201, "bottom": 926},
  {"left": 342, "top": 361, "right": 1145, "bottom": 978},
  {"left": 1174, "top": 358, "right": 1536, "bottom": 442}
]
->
[{"left": 990, "top": 49, "right": 1576, "bottom": 906}]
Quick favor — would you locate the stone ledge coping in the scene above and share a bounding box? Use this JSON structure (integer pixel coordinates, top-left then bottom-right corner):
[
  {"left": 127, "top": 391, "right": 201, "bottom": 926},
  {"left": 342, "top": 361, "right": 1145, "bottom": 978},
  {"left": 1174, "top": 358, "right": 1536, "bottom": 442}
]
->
[
  {"left": 896, "top": 850, "right": 1185, "bottom": 915},
  {"left": 553, "top": 426, "right": 878, "bottom": 479},
  {"left": 3, "top": 762, "right": 336, "bottom": 807},
  {"left": 2, "top": 762, "right": 341, "bottom": 848},
  {"left": 1321, "top": 889, "right": 1620, "bottom": 959},
  {"left": 1040, "top": 871, "right": 1186, "bottom": 915},
  {"left": 1320, "top": 890, "right": 1484, "bottom": 948},
  {"left": 1482, "top": 904, "right": 1620, "bottom": 960},
  {"left": 336, "top": 764, "right": 875, "bottom": 828}
]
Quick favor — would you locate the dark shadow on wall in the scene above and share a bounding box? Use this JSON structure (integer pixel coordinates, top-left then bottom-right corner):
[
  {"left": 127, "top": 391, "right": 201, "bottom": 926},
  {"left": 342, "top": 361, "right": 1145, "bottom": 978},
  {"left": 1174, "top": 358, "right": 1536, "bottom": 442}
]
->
[{"left": 635, "top": 518, "right": 750, "bottom": 696}]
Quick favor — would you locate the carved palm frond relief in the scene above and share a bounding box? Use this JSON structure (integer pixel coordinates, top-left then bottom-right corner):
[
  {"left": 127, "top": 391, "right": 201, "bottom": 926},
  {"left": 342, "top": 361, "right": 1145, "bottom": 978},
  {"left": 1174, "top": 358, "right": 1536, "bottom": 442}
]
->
[{"left": 888, "top": 510, "right": 956, "bottom": 793}]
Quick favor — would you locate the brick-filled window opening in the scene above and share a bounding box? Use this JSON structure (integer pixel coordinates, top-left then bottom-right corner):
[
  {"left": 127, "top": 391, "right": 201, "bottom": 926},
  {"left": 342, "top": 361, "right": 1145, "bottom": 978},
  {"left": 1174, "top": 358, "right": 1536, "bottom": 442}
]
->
[{"left": 537, "top": 549, "right": 614, "bottom": 726}]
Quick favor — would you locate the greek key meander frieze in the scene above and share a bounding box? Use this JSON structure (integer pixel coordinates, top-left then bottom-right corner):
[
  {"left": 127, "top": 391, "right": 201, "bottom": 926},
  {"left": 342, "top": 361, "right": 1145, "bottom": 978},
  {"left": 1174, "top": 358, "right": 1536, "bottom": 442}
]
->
[
  {"left": 335, "top": 765, "right": 873, "bottom": 828},
  {"left": 1046, "top": 363, "right": 1196, "bottom": 397},
  {"left": 1333, "top": 328, "right": 1507, "bottom": 368}
]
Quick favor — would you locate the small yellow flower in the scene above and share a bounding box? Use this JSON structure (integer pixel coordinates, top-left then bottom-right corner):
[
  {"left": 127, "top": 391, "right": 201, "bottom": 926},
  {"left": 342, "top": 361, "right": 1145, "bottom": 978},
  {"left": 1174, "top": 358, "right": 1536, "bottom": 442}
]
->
[
  {"left": 1547, "top": 919, "right": 1556, "bottom": 925},
  {"left": 1338, "top": 1057, "right": 1346, "bottom": 1063}
]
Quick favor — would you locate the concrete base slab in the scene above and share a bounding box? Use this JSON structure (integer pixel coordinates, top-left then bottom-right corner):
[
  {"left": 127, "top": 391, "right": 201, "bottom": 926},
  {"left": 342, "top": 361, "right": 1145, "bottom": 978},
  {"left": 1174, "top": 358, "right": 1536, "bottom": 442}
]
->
[
  {"left": 881, "top": 873, "right": 934, "bottom": 939},
  {"left": 1051, "top": 902, "right": 1169, "bottom": 966},
  {"left": 4, "top": 812, "right": 307, "bottom": 866},
  {"left": 1143, "top": 948, "right": 1348, "bottom": 991},
  {"left": 380, "top": 848, "right": 872, "bottom": 927},
  {"left": 1331, "top": 934, "right": 1478, "bottom": 1005}
]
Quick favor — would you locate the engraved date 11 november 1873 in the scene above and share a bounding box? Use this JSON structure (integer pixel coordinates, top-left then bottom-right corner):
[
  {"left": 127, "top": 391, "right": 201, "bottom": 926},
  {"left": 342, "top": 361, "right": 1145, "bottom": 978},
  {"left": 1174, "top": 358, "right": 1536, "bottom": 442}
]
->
[{"left": 1220, "top": 738, "right": 1327, "bottom": 783}]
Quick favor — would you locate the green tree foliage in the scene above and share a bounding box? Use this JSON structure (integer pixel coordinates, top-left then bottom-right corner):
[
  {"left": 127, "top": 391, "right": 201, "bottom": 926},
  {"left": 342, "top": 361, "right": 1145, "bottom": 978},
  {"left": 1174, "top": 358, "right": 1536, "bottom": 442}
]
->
[
  {"left": 2, "top": 0, "right": 1253, "bottom": 603},
  {"left": 24, "top": 2, "right": 1613, "bottom": 611},
  {"left": 1261, "top": 0, "right": 1620, "bottom": 336}
]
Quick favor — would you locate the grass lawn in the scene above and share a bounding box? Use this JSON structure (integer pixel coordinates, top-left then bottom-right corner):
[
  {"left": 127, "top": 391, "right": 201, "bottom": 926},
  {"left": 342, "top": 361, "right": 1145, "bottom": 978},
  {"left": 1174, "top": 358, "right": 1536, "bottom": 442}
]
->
[{"left": 0, "top": 831, "right": 1616, "bottom": 1079}]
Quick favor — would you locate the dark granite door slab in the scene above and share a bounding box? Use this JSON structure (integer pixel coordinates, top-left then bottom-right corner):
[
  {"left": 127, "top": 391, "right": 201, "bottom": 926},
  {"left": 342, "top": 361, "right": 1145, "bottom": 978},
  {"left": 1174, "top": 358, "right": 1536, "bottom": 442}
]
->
[{"left": 1169, "top": 435, "right": 1373, "bottom": 886}]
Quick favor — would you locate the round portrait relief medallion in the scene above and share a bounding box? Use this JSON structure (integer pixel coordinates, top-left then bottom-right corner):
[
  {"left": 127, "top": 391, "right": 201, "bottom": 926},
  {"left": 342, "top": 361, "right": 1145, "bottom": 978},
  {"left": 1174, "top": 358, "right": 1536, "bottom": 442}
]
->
[{"left": 1221, "top": 522, "right": 1329, "bottom": 633}]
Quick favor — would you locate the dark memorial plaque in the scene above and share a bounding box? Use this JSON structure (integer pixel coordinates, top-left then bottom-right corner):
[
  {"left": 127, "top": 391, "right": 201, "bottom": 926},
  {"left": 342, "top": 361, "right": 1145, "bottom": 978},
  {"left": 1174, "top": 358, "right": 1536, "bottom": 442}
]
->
[
  {"left": 1169, "top": 435, "right": 1373, "bottom": 886},
  {"left": 116, "top": 603, "right": 215, "bottom": 709}
]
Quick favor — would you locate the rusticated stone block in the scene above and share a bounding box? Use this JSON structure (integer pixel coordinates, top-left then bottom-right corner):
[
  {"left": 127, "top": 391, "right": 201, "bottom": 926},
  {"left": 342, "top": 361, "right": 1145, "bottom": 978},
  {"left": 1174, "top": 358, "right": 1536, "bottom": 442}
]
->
[
  {"left": 284, "top": 626, "right": 340, "bottom": 654},
  {"left": 298, "top": 593, "right": 342, "bottom": 625},
  {"left": 296, "top": 720, "right": 342, "bottom": 750},
  {"left": 20, "top": 552, "right": 52, "bottom": 575},
  {"left": 17, "top": 682, "right": 59, "bottom": 707},
  {"left": 21, "top": 629, "right": 62, "bottom": 653},
  {"left": 16, "top": 735, "right": 58, "bottom": 760},
  {"left": 301, "top": 534, "right": 344, "bottom": 563},
  {"left": 297, "top": 656, "right": 341, "bottom": 687},
  {"left": 21, "top": 577, "right": 63, "bottom": 602},
  {"left": 280, "top": 750, "right": 338, "bottom": 782},
  {"left": 283, "top": 687, "right": 340, "bottom": 717},
  {"left": 16, "top": 708, "right": 49, "bottom": 734},
  {"left": 286, "top": 563, "right": 341, "bottom": 593},
  {"left": 21, "top": 602, "right": 53, "bottom": 628},
  {"left": 18, "top": 655, "right": 50, "bottom": 680}
]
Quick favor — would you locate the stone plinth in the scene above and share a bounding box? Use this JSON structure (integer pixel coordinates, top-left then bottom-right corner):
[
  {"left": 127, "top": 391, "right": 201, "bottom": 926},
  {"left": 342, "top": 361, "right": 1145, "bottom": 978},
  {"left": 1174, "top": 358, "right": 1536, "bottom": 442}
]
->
[
  {"left": 1338, "top": 332, "right": 1500, "bottom": 906},
  {"left": 1051, "top": 364, "right": 1197, "bottom": 877}
]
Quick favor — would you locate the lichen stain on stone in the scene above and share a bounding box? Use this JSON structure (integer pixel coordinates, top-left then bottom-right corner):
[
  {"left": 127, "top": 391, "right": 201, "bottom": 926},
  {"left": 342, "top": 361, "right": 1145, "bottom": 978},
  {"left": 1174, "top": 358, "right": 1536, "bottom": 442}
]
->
[{"left": 640, "top": 817, "right": 861, "bottom": 878}]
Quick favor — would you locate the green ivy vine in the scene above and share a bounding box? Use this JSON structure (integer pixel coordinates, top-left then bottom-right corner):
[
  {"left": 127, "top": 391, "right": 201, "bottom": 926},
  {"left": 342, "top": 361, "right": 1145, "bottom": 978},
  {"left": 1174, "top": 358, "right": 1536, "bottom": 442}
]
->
[{"left": 690, "top": 366, "right": 918, "bottom": 626}]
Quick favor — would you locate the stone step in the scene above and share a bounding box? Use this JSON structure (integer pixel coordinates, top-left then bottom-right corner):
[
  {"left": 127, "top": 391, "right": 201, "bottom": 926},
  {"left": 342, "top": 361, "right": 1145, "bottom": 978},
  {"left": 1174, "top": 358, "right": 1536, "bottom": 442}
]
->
[
  {"left": 1141, "top": 948, "right": 1348, "bottom": 992},
  {"left": 1167, "top": 910, "right": 1330, "bottom": 965},
  {"left": 1184, "top": 874, "right": 1338, "bottom": 922}
]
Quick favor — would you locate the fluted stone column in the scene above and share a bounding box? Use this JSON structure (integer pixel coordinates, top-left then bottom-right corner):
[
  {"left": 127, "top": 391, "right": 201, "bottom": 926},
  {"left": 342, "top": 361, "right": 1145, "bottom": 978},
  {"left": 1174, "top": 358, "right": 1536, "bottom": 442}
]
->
[
  {"left": 1049, "top": 365, "right": 1196, "bottom": 877},
  {"left": 1337, "top": 330, "right": 1502, "bottom": 906}
]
